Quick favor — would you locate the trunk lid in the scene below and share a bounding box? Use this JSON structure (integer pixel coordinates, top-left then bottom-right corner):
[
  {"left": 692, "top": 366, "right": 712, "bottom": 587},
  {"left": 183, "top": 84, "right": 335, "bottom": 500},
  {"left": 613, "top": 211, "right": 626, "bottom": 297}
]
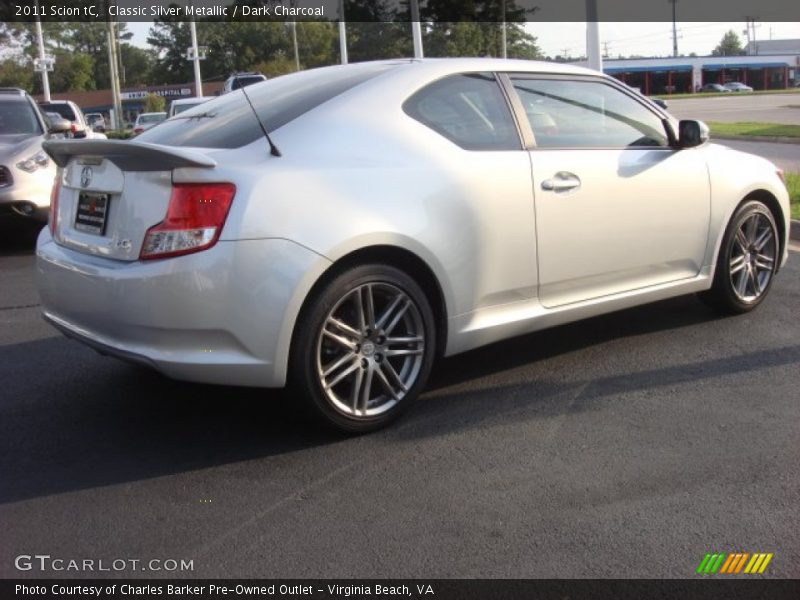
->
[{"left": 43, "top": 139, "right": 217, "bottom": 261}]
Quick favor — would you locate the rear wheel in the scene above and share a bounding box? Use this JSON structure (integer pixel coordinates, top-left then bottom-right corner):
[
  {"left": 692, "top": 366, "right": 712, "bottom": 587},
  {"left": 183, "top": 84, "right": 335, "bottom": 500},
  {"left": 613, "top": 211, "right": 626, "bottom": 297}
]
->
[
  {"left": 290, "top": 264, "right": 436, "bottom": 433},
  {"left": 700, "top": 200, "right": 779, "bottom": 314}
]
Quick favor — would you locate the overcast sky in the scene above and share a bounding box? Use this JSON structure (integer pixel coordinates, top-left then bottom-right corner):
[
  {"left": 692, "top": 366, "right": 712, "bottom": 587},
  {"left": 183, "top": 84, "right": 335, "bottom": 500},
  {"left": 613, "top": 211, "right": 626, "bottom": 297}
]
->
[{"left": 126, "top": 21, "right": 800, "bottom": 59}]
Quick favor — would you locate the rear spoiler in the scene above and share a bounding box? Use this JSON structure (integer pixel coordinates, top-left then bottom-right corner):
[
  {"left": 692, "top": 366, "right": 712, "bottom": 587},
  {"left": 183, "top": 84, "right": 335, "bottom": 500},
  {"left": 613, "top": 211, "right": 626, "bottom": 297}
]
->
[{"left": 42, "top": 139, "right": 217, "bottom": 171}]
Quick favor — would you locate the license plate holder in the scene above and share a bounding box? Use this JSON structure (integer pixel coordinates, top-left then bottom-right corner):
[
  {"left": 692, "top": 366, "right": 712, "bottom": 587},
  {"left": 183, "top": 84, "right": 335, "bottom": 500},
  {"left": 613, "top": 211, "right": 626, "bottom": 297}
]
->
[{"left": 74, "top": 192, "right": 110, "bottom": 236}]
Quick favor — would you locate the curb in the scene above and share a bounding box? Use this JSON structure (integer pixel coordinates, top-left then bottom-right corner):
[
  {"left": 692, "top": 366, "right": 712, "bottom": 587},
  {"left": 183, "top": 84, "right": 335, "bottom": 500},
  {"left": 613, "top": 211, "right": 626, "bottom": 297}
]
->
[
  {"left": 791, "top": 220, "right": 800, "bottom": 242},
  {"left": 712, "top": 134, "right": 800, "bottom": 145}
]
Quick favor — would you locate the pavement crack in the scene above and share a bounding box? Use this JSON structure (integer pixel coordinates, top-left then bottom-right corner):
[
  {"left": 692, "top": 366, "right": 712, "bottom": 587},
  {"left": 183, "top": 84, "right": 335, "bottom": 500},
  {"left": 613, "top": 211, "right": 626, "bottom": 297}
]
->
[{"left": 0, "top": 303, "right": 40, "bottom": 311}]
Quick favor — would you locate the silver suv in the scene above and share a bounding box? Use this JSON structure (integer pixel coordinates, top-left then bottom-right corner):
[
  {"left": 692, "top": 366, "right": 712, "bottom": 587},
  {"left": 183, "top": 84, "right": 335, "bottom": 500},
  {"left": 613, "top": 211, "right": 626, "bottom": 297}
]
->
[{"left": 0, "top": 88, "right": 70, "bottom": 220}]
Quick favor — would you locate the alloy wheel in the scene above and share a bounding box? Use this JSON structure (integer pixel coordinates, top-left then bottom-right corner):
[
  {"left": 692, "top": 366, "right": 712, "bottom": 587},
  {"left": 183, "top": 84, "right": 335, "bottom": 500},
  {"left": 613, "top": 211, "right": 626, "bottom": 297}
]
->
[
  {"left": 728, "top": 212, "right": 777, "bottom": 303},
  {"left": 315, "top": 282, "right": 426, "bottom": 418}
]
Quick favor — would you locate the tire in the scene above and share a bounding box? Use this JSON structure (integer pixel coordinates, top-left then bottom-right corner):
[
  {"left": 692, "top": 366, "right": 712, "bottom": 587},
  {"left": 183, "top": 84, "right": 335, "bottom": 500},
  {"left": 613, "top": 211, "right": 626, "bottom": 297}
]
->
[
  {"left": 700, "top": 199, "right": 780, "bottom": 314},
  {"left": 290, "top": 264, "right": 436, "bottom": 433}
]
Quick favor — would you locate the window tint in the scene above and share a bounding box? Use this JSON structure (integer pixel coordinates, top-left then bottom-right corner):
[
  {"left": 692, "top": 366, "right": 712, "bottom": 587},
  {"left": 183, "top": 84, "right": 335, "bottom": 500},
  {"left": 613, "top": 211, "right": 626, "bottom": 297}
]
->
[
  {"left": 509, "top": 77, "right": 668, "bottom": 149},
  {"left": 139, "top": 64, "right": 393, "bottom": 149},
  {"left": 404, "top": 73, "right": 520, "bottom": 151}
]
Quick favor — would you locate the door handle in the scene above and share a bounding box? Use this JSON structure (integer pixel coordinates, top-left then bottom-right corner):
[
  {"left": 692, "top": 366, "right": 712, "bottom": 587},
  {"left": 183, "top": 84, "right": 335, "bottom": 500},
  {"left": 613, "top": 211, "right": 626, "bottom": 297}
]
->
[{"left": 541, "top": 172, "right": 581, "bottom": 192}]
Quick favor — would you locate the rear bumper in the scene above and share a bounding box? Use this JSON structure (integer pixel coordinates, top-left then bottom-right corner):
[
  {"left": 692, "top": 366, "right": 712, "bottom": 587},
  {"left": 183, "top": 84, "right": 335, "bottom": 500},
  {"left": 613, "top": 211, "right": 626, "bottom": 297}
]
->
[{"left": 36, "top": 229, "right": 329, "bottom": 387}]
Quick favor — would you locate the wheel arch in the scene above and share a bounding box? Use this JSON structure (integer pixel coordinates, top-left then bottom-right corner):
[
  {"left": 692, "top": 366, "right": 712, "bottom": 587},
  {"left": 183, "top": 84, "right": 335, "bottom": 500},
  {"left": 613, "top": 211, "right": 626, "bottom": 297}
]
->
[
  {"left": 710, "top": 187, "right": 786, "bottom": 278},
  {"left": 741, "top": 189, "right": 786, "bottom": 271},
  {"left": 290, "top": 244, "right": 450, "bottom": 363}
]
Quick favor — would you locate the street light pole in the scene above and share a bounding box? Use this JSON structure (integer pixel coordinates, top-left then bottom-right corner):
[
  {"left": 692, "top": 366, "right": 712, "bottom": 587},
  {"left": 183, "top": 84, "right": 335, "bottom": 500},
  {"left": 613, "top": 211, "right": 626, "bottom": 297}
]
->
[
  {"left": 338, "top": 0, "right": 348, "bottom": 64},
  {"left": 105, "top": 2, "right": 123, "bottom": 130},
  {"left": 189, "top": 19, "right": 203, "bottom": 96},
  {"left": 585, "top": 0, "right": 602, "bottom": 72},
  {"left": 33, "top": 1, "right": 51, "bottom": 101}
]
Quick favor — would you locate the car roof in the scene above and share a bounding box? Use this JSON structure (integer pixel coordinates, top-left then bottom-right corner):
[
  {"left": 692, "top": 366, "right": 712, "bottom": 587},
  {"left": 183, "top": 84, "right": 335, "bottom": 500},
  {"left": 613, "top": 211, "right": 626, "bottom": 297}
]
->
[
  {"left": 0, "top": 93, "right": 29, "bottom": 103},
  {"left": 344, "top": 57, "right": 598, "bottom": 78},
  {"left": 172, "top": 97, "right": 211, "bottom": 104}
]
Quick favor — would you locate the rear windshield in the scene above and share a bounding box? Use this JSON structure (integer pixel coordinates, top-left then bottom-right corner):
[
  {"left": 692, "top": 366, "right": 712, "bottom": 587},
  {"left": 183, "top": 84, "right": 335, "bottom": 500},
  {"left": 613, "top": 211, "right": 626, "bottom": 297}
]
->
[
  {"left": 138, "top": 64, "right": 394, "bottom": 149},
  {"left": 0, "top": 101, "right": 42, "bottom": 135},
  {"left": 41, "top": 103, "right": 77, "bottom": 121}
]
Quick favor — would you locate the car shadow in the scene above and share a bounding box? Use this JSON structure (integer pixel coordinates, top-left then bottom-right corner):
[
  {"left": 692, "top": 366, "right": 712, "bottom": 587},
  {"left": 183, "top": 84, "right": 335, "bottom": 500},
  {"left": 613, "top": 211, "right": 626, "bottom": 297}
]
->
[
  {"left": 0, "top": 293, "right": 789, "bottom": 505},
  {"left": 0, "top": 219, "right": 44, "bottom": 256}
]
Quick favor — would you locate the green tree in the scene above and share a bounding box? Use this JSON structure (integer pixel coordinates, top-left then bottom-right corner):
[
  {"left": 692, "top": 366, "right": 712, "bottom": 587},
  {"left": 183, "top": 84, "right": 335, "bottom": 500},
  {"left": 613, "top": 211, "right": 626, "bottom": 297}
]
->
[
  {"left": 118, "top": 44, "right": 155, "bottom": 87},
  {"left": 48, "top": 50, "right": 94, "bottom": 92},
  {"left": 0, "top": 57, "right": 33, "bottom": 91},
  {"left": 143, "top": 93, "right": 165, "bottom": 113},
  {"left": 712, "top": 30, "right": 745, "bottom": 56}
]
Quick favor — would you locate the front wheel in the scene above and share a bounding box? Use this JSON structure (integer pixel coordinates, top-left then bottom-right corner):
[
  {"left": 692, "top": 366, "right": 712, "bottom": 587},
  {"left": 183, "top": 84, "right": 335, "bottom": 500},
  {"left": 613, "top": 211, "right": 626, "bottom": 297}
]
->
[
  {"left": 700, "top": 200, "right": 779, "bottom": 314},
  {"left": 290, "top": 264, "right": 436, "bottom": 433}
]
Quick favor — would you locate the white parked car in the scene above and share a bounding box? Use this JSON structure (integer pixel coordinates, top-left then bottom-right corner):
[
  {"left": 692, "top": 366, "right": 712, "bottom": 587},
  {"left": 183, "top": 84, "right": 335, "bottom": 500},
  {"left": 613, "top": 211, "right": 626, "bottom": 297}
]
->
[
  {"left": 724, "top": 82, "right": 754, "bottom": 92},
  {"left": 38, "top": 100, "right": 107, "bottom": 139},
  {"left": 132, "top": 112, "right": 166, "bottom": 135},
  {"left": 38, "top": 59, "right": 790, "bottom": 432}
]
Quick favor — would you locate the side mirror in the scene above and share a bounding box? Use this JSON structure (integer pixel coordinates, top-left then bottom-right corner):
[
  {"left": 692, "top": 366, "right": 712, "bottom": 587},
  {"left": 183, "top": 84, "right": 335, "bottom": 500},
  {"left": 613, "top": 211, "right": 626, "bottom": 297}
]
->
[
  {"left": 678, "top": 120, "right": 709, "bottom": 148},
  {"left": 47, "top": 117, "right": 72, "bottom": 135}
]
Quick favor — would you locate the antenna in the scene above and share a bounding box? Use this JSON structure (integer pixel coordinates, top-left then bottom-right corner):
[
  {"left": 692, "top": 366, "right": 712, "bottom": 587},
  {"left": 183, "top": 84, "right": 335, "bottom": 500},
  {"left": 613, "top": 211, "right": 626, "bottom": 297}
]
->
[{"left": 234, "top": 74, "right": 281, "bottom": 157}]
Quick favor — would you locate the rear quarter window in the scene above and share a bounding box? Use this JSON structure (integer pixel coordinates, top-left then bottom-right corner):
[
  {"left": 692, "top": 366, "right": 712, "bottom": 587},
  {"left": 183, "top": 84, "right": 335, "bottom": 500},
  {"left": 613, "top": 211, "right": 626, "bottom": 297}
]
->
[{"left": 403, "top": 73, "right": 521, "bottom": 151}]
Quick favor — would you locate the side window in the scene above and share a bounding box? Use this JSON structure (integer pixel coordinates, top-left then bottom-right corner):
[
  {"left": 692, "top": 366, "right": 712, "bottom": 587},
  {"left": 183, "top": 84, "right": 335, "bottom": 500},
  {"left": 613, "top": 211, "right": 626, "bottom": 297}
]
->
[
  {"left": 403, "top": 73, "right": 520, "bottom": 151},
  {"left": 509, "top": 77, "right": 669, "bottom": 149}
]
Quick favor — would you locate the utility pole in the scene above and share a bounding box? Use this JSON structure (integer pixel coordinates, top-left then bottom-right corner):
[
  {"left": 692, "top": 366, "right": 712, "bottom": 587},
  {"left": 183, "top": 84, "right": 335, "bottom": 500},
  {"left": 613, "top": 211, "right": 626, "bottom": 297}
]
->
[
  {"left": 751, "top": 18, "right": 758, "bottom": 55},
  {"left": 338, "top": 0, "right": 348, "bottom": 64},
  {"left": 115, "top": 22, "right": 125, "bottom": 85},
  {"left": 105, "top": 2, "right": 122, "bottom": 129},
  {"left": 188, "top": 19, "right": 203, "bottom": 95},
  {"left": 500, "top": 0, "right": 507, "bottom": 59},
  {"left": 410, "top": 0, "right": 423, "bottom": 59},
  {"left": 668, "top": 0, "right": 678, "bottom": 57},
  {"left": 290, "top": 21, "right": 300, "bottom": 70},
  {"left": 33, "top": 0, "right": 51, "bottom": 101}
]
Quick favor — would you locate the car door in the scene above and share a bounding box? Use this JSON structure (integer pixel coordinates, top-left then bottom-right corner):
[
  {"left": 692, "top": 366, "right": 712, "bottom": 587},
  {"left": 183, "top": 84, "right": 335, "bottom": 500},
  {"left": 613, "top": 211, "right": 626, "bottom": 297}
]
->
[{"left": 505, "top": 74, "right": 711, "bottom": 308}]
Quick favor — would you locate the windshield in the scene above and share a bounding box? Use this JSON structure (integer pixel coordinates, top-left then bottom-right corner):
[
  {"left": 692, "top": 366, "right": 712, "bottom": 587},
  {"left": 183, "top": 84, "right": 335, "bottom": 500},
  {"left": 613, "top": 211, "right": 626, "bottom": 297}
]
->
[
  {"left": 0, "top": 101, "right": 42, "bottom": 135},
  {"left": 138, "top": 63, "right": 394, "bottom": 149},
  {"left": 139, "top": 113, "right": 166, "bottom": 124}
]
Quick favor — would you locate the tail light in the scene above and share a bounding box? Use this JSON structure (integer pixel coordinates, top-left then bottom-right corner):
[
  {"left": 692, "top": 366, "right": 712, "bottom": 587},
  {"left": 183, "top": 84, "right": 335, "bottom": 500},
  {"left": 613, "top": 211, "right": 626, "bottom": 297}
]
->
[
  {"left": 133, "top": 127, "right": 144, "bottom": 134},
  {"left": 48, "top": 173, "right": 60, "bottom": 236},
  {"left": 140, "top": 183, "right": 235, "bottom": 260},
  {"left": 70, "top": 123, "right": 77, "bottom": 135}
]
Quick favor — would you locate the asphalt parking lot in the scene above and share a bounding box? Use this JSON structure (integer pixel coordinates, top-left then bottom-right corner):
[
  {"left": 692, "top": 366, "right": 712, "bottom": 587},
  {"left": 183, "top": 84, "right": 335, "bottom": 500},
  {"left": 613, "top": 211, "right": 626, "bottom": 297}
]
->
[{"left": 1, "top": 218, "right": 798, "bottom": 579}]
